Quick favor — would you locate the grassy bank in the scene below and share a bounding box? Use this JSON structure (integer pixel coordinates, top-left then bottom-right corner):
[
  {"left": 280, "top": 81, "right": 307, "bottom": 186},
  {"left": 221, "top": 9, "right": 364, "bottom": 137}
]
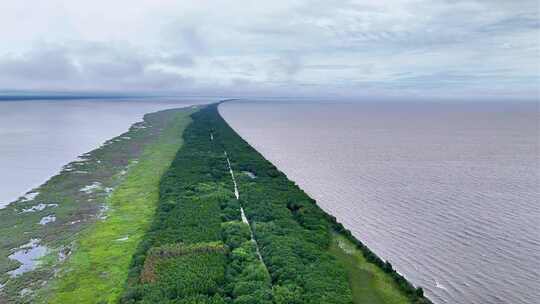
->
[
  {"left": 43, "top": 108, "right": 194, "bottom": 303},
  {"left": 0, "top": 107, "right": 194, "bottom": 303},
  {"left": 329, "top": 233, "right": 409, "bottom": 304},
  {"left": 120, "top": 104, "right": 236, "bottom": 303}
]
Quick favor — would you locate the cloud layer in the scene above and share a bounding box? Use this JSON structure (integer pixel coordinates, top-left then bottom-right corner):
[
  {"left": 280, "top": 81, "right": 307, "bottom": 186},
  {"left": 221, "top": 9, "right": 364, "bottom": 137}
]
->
[{"left": 0, "top": 0, "right": 538, "bottom": 100}]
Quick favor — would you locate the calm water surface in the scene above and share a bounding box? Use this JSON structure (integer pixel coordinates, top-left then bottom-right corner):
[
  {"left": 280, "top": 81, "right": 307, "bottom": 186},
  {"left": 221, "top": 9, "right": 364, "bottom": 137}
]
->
[
  {"left": 220, "top": 100, "right": 540, "bottom": 304},
  {"left": 0, "top": 98, "right": 213, "bottom": 207}
]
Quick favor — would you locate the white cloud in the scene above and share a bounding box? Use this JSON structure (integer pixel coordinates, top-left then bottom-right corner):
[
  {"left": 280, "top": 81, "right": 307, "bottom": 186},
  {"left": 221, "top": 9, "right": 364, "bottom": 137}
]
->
[{"left": 0, "top": 0, "right": 538, "bottom": 100}]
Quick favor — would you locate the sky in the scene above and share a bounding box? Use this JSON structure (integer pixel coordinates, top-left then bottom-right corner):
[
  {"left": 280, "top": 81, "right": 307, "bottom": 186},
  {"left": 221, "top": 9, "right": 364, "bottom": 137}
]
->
[{"left": 0, "top": 0, "right": 539, "bottom": 100}]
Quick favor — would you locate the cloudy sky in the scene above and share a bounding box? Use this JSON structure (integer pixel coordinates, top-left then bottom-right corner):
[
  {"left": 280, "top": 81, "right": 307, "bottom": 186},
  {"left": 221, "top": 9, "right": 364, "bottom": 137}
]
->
[{"left": 0, "top": 0, "right": 538, "bottom": 100}]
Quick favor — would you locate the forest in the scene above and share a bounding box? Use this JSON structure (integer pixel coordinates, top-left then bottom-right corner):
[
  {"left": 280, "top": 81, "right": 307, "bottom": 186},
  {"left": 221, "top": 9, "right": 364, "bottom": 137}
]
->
[{"left": 120, "top": 103, "right": 431, "bottom": 304}]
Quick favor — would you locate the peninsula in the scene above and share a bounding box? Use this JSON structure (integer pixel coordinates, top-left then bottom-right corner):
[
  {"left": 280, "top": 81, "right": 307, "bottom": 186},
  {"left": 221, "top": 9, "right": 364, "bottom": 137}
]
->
[{"left": 0, "top": 102, "right": 431, "bottom": 304}]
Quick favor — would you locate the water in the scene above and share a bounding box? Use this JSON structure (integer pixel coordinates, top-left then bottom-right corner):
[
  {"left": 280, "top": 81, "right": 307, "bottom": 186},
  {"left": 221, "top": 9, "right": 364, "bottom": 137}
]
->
[
  {"left": 7, "top": 239, "right": 48, "bottom": 277},
  {"left": 0, "top": 97, "right": 214, "bottom": 207},
  {"left": 219, "top": 100, "right": 540, "bottom": 304}
]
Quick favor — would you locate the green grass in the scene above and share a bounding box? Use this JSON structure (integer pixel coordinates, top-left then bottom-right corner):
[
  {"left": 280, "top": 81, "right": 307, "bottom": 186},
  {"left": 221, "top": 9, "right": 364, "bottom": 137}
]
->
[
  {"left": 41, "top": 109, "right": 194, "bottom": 304},
  {"left": 329, "top": 232, "right": 410, "bottom": 304},
  {"left": 0, "top": 108, "right": 191, "bottom": 302}
]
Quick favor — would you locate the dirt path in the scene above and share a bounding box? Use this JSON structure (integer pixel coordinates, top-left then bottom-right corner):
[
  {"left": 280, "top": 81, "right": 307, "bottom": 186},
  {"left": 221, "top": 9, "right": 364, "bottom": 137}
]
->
[{"left": 224, "top": 151, "right": 266, "bottom": 265}]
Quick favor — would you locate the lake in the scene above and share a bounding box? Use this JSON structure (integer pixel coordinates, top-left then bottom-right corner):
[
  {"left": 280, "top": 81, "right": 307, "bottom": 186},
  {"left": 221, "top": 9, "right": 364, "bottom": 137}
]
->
[
  {"left": 0, "top": 98, "right": 213, "bottom": 207},
  {"left": 219, "top": 99, "right": 540, "bottom": 304}
]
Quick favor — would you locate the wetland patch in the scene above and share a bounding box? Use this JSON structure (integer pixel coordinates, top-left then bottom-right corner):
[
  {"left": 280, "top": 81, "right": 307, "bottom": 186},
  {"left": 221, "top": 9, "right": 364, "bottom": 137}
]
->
[{"left": 0, "top": 107, "right": 194, "bottom": 303}]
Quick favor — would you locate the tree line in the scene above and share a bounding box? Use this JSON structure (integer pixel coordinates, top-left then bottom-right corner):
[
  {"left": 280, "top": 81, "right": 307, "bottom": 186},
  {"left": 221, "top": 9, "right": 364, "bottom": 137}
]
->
[{"left": 120, "top": 103, "right": 432, "bottom": 304}]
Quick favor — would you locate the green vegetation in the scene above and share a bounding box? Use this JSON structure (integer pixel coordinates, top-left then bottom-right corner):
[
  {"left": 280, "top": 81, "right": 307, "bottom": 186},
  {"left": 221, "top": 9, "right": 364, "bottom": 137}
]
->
[
  {"left": 215, "top": 107, "right": 353, "bottom": 304},
  {"left": 1, "top": 102, "right": 432, "bottom": 304},
  {"left": 329, "top": 233, "right": 409, "bottom": 304},
  {"left": 122, "top": 104, "right": 354, "bottom": 303},
  {"left": 0, "top": 107, "right": 194, "bottom": 303},
  {"left": 330, "top": 222, "right": 429, "bottom": 303},
  {"left": 212, "top": 102, "right": 431, "bottom": 304},
  {"left": 42, "top": 109, "right": 194, "bottom": 303},
  {"left": 222, "top": 221, "right": 272, "bottom": 304},
  {"left": 138, "top": 242, "right": 227, "bottom": 303},
  {"left": 121, "top": 103, "right": 431, "bottom": 304},
  {"left": 121, "top": 106, "right": 234, "bottom": 303}
]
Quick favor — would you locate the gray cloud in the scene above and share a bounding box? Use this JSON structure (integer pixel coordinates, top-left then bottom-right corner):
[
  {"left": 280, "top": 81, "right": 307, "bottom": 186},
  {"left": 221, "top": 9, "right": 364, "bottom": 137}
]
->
[
  {"left": 159, "top": 53, "right": 195, "bottom": 67},
  {"left": 180, "top": 27, "right": 207, "bottom": 53},
  {"left": 0, "top": 0, "right": 538, "bottom": 100},
  {"left": 0, "top": 47, "right": 78, "bottom": 81},
  {"left": 0, "top": 42, "right": 195, "bottom": 91},
  {"left": 269, "top": 54, "right": 303, "bottom": 78}
]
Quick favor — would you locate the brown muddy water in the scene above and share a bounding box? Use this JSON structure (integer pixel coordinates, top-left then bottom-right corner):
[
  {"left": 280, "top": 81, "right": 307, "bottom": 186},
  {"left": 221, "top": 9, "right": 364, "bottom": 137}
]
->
[{"left": 219, "top": 99, "right": 540, "bottom": 304}]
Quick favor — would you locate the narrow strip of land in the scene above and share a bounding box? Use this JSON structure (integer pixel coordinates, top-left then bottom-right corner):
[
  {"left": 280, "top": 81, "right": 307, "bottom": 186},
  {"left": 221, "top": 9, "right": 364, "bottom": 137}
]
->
[
  {"left": 1, "top": 103, "right": 432, "bottom": 304},
  {"left": 44, "top": 109, "right": 194, "bottom": 303}
]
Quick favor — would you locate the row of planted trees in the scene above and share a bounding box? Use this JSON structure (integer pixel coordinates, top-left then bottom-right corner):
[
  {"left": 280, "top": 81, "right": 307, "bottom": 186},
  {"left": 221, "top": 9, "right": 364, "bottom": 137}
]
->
[{"left": 121, "top": 104, "right": 232, "bottom": 303}]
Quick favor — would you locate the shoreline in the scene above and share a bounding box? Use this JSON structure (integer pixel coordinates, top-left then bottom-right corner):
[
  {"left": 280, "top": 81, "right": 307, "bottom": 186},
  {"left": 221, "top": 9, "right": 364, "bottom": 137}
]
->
[
  {"left": 216, "top": 100, "right": 432, "bottom": 303},
  {"left": 0, "top": 99, "right": 208, "bottom": 207},
  {"left": 0, "top": 107, "right": 195, "bottom": 303},
  {"left": 118, "top": 102, "right": 432, "bottom": 304},
  {"left": 1, "top": 101, "right": 431, "bottom": 303},
  {"left": 216, "top": 101, "right": 432, "bottom": 303}
]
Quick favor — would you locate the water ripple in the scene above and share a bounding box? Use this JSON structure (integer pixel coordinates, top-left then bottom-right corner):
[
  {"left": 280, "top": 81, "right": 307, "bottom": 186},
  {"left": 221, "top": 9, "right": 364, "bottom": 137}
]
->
[{"left": 220, "top": 100, "right": 540, "bottom": 304}]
